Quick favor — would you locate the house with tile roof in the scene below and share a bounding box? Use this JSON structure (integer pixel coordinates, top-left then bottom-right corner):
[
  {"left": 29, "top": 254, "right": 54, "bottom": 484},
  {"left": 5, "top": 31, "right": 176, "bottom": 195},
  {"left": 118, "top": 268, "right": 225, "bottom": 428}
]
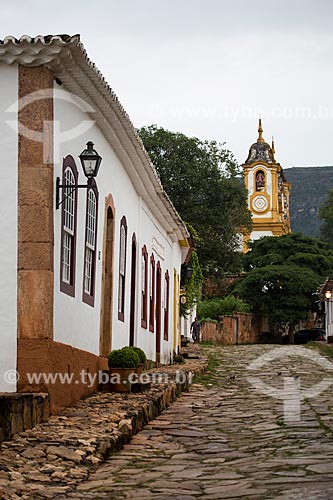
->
[{"left": 0, "top": 34, "right": 190, "bottom": 411}]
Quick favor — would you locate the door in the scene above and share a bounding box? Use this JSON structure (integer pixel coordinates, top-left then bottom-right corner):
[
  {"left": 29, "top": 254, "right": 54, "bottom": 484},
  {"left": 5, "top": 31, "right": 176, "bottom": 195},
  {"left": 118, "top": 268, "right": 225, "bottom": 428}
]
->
[
  {"left": 129, "top": 234, "right": 137, "bottom": 347},
  {"left": 156, "top": 263, "right": 162, "bottom": 362},
  {"left": 100, "top": 205, "right": 114, "bottom": 356}
]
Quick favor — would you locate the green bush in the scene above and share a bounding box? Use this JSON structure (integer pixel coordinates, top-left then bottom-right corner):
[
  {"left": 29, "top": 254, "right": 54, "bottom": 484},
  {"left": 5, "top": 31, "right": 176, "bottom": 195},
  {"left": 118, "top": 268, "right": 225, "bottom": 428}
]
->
[
  {"left": 131, "top": 346, "right": 147, "bottom": 364},
  {"left": 108, "top": 347, "right": 140, "bottom": 368},
  {"left": 180, "top": 249, "right": 203, "bottom": 318},
  {"left": 197, "top": 296, "right": 250, "bottom": 321}
]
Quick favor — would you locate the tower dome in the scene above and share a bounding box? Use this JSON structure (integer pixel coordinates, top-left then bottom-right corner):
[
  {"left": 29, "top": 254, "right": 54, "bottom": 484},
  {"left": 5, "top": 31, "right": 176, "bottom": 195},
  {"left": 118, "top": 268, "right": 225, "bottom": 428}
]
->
[{"left": 245, "top": 119, "right": 275, "bottom": 164}]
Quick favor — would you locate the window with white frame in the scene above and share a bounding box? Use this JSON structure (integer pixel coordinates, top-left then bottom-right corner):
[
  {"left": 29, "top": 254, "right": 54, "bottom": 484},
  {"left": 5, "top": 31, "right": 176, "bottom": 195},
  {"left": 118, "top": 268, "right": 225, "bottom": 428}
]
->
[
  {"left": 118, "top": 216, "right": 127, "bottom": 321},
  {"left": 83, "top": 184, "right": 98, "bottom": 306},
  {"left": 60, "top": 158, "right": 78, "bottom": 297}
]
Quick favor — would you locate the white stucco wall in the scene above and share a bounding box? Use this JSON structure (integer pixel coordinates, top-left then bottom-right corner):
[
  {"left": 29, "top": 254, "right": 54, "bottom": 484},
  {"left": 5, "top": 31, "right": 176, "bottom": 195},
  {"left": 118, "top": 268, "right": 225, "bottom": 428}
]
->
[
  {"left": 326, "top": 300, "right": 333, "bottom": 338},
  {"left": 0, "top": 64, "right": 18, "bottom": 391},
  {"left": 135, "top": 204, "right": 181, "bottom": 363},
  {"left": 250, "top": 230, "right": 273, "bottom": 242},
  {"left": 53, "top": 89, "right": 182, "bottom": 362},
  {"left": 181, "top": 310, "right": 196, "bottom": 340}
]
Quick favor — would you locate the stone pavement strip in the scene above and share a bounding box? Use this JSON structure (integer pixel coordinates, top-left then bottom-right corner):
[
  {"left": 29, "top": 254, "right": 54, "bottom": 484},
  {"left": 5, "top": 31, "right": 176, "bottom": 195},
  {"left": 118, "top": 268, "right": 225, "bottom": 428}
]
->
[
  {"left": 65, "top": 344, "right": 333, "bottom": 500},
  {"left": 2, "top": 344, "right": 333, "bottom": 499},
  {"left": 0, "top": 347, "right": 206, "bottom": 500}
]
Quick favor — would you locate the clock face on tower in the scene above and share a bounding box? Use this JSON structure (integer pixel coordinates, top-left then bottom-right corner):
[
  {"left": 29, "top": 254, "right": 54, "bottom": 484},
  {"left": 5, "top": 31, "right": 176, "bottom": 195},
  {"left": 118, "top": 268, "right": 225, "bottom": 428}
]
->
[{"left": 252, "top": 195, "right": 269, "bottom": 212}]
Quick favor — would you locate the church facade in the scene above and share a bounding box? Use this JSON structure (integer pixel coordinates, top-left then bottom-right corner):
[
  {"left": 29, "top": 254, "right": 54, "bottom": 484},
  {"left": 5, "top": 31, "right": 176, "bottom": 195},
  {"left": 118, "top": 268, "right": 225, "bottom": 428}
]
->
[{"left": 242, "top": 120, "right": 291, "bottom": 247}]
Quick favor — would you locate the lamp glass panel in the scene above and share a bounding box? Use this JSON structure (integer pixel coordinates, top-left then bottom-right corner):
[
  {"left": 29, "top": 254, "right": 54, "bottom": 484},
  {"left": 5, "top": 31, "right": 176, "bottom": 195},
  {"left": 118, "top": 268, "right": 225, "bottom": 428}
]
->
[{"left": 82, "top": 158, "right": 97, "bottom": 177}]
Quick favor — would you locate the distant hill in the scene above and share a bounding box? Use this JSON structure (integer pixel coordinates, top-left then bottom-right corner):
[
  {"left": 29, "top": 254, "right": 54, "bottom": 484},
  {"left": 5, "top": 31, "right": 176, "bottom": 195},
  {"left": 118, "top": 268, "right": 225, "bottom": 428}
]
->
[{"left": 284, "top": 166, "right": 333, "bottom": 237}]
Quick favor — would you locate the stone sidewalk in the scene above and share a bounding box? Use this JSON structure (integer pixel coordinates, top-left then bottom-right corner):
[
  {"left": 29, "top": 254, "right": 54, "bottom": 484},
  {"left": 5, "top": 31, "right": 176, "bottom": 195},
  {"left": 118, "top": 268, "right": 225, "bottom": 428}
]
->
[
  {"left": 0, "top": 347, "right": 206, "bottom": 500},
  {"left": 62, "top": 344, "right": 333, "bottom": 500}
]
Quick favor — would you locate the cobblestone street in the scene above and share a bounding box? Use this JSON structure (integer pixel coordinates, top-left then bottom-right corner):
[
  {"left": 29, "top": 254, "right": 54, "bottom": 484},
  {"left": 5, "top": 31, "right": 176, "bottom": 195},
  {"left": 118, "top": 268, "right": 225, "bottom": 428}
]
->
[
  {"left": 68, "top": 344, "right": 333, "bottom": 500},
  {"left": 1, "top": 12, "right": 333, "bottom": 500}
]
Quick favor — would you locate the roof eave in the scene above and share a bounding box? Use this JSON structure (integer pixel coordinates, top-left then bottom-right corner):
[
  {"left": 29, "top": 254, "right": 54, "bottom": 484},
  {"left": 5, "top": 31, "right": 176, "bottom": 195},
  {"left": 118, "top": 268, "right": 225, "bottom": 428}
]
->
[{"left": 0, "top": 34, "right": 189, "bottom": 243}]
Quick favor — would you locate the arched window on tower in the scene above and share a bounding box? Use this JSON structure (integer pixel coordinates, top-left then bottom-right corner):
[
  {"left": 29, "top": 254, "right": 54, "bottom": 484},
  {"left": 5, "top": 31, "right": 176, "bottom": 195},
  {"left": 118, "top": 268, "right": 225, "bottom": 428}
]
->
[{"left": 255, "top": 170, "right": 265, "bottom": 191}]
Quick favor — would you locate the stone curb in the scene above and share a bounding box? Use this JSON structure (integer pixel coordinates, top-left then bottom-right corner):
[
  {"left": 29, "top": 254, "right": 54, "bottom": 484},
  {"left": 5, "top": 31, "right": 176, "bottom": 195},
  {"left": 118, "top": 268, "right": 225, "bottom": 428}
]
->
[
  {"left": 0, "top": 353, "right": 207, "bottom": 499},
  {"left": 99, "top": 364, "right": 207, "bottom": 454}
]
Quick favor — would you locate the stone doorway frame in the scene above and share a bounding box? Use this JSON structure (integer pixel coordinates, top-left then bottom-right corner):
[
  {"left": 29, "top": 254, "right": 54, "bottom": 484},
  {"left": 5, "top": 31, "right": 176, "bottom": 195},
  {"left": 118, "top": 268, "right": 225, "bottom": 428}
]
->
[{"left": 100, "top": 195, "right": 115, "bottom": 357}]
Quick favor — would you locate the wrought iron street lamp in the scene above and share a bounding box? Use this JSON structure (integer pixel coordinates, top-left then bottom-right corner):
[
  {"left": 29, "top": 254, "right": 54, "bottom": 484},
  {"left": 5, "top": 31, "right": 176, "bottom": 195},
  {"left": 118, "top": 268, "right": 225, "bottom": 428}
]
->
[
  {"left": 56, "top": 142, "right": 102, "bottom": 209},
  {"left": 79, "top": 141, "right": 102, "bottom": 178},
  {"left": 180, "top": 263, "right": 193, "bottom": 289},
  {"left": 186, "top": 264, "right": 193, "bottom": 280}
]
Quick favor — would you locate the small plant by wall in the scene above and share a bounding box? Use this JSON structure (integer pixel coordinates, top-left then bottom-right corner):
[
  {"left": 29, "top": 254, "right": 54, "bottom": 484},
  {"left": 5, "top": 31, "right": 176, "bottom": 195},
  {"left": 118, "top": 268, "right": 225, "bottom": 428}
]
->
[
  {"left": 108, "top": 347, "right": 140, "bottom": 368},
  {"left": 197, "top": 296, "right": 250, "bottom": 321},
  {"left": 131, "top": 347, "right": 147, "bottom": 364}
]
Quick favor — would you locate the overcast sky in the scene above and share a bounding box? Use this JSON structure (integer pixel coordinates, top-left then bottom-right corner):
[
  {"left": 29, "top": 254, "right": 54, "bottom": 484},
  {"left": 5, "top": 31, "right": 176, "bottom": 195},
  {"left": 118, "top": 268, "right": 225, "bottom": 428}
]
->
[{"left": 1, "top": 0, "right": 333, "bottom": 167}]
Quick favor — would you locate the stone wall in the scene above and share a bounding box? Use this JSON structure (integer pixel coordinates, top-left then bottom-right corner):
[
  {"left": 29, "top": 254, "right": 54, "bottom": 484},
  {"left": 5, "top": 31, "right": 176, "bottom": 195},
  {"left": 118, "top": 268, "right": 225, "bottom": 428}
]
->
[
  {"left": 18, "top": 65, "right": 54, "bottom": 341},
  {"left": 200, "top": 313, "right": 260, "bottom": 345},
  {"left": 0, "top": 393, "right": 49, "bottom": 442},
  {"left": 17, "top": 339, "right": 108, "bottom": 414}
]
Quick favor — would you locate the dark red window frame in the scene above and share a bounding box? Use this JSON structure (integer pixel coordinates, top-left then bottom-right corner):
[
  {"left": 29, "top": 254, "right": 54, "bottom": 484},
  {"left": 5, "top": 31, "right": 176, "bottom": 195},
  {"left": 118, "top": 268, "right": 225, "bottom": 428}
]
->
[
  {"left": 82, "top": 180, "right": 99, "bottom": 307},
  {"left": 118, "top": 216, "right": 128, "bottom": 322},
  {"left": 149, "top": 254, "right": 155, "bottom": 332},
  {"left": 164, "top": 270, "right": 170, "bottom": 340},
  {"left": 60, "top": 155, "right": 78, "bottom": 297},
  {"left": 141, "top": 245, "right": 148, "bottom": 328}
]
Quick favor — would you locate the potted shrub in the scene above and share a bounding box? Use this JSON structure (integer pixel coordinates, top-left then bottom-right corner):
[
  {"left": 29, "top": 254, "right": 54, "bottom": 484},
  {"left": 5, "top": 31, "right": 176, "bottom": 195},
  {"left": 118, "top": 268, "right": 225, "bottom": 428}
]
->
[
  {"left": 108, "top": 347, "right": 140, "bottom": 392},
  {"left": 131, "top": 347, "right": 147, "bottom": 374}
]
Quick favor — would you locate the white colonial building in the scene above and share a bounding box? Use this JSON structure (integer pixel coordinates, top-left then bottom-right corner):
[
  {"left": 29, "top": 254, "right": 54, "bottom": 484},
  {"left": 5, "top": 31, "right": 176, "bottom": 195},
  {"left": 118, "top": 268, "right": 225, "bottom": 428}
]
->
[
  {"left": 0, "top": 35, "right": 190, "bottom": 411},
  {"left": 319, "top": 278, "right": 333, "bottom": 341}
]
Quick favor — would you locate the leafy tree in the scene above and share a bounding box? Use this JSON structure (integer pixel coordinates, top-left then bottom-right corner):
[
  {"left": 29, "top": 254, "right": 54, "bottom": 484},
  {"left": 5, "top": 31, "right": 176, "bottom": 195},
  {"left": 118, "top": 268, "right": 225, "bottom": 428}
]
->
[
  {"left": 235, "top": 233, "right": 333, "bottom": 339},
  {"left": 178, "top": 223, "right": 204, "bottom": 317},
  {"left": 243, "top": 233, "right": 333, "bottom": 279},
  {"left": 180, "top": 249, "right": 203, "bottom": 317},
  {"left": 319, "top": 189, "right": 333, "bottom": 244},
  {"left": 138, "top": 125, "right": 251, "bottom": 276},
  {"left": 234, "top": 264, "right": 319, "bottom": 326},
  {"left": 197, "top": 296, "right": 250, "bottom": 321}
]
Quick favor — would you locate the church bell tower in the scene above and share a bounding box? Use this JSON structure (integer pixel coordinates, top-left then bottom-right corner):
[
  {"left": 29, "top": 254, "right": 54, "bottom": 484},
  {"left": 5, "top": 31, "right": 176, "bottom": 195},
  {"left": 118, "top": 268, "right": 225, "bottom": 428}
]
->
[{"left": 242, "top": 120, "right": 291, "bottom": 247}]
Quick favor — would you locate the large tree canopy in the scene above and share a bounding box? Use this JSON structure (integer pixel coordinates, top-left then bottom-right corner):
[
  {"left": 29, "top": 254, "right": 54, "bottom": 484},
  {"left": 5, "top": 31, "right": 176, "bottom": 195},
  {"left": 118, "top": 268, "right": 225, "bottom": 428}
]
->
[
  {"left": 234, "top": 233, "right": 333, "bottom": 330},
  {"left": 319, "top": 189, "right": 333, "bottom": 244},
  {"left": 234, "top": 264, "right": 319, "bottom": 326},
  {"left": 138, "top": 125, "right": 251, "bottom": 276},
  {"left": 243, "top": 232, "right": 333, "bottom": 279}
]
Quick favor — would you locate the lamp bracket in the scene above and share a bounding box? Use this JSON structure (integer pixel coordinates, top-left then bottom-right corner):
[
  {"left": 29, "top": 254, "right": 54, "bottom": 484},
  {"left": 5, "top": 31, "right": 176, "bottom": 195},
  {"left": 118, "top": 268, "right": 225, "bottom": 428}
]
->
[{"left": 56, "top": 177, "right": 93, "bottom": 210}]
